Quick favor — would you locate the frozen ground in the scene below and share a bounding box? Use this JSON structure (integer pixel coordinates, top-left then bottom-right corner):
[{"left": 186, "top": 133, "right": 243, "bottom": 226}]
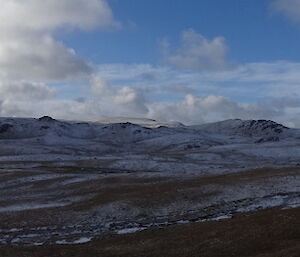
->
[
  {"left": 0, "top": 117, "right": 299, "bottom": 246},
  {"left": 0, "top": 117, "right": 299, "bottom": 173}
]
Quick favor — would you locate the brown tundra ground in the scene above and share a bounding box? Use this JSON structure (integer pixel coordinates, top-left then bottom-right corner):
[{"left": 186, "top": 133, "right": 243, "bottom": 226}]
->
[{"left": 0, "top": 163, "right": 299, "bottom": 257}]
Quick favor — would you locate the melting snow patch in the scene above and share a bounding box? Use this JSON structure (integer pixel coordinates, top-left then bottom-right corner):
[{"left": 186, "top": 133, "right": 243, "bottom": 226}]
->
[
  {"left": 11, "top": 238, "right": 21, "bottom": 244},
  {"left": 0, "top": 195, "right": 94, "bottom": 213},
  {"left": 283, "top": 198, "right": 300, "bottom": 209},
  {"left": 176, "top": 220, "right": 190, "bottom": 224},
  {"left": 0, "top": 202, "right": 69, "bottom": 213},
  {"left": 208, "top": 214, "right": 232, "bottom": 221},
  {"left": 116, "top": 227, "right": 146, "bottom": 235},
  {"left": 55, "top": 237, "right": 92, "bottom": 245}
]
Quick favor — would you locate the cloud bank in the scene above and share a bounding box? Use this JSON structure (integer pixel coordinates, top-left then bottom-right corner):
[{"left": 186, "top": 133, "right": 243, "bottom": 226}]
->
[
  {"left": 0, "top": 1, "right": 300, "bottom": 128},
  {"left": 1, "top": 62, "right": 300, "bottom": 128},
  {"left": 0, "top": 0, "right": 117, "bottom": 81}
]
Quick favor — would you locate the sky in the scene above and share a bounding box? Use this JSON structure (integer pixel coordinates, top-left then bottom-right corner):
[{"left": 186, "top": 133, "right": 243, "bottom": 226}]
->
[{"left": 1, "top": 0, "right": 300, "bottom": 126}]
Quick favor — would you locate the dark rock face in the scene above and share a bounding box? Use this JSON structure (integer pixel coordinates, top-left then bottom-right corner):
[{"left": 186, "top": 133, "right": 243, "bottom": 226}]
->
[
  {"left": 240, "top": 120, "right": 288, "bottom": 132},
  {"left": 104, "top": 122, "right": 152, "bottom": 133},
  {"left": 0, "top": 123, "right": 13, "bottom": 133},
  {"left": 237, "top": 120, "right": 289, "bottom": 137},
  {"left": 38, "top": 116, "right": 56, "bottom": 122},
  {"left": 255, "top": 136, "right": 280, "bottom": 144}
]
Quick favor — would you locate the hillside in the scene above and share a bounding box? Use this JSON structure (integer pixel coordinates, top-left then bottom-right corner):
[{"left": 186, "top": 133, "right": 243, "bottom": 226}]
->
[{"left": 0, "top": 116, "right": 299, "bottom": 248}]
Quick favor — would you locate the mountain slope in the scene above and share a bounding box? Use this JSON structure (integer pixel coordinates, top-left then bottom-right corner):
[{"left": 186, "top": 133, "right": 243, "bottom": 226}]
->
[
  {"left": 192, "top": 119, "right": 291, "bottom": 142},
  {"left": 0, "top": 116, "right": 299, "bottom": 170}
]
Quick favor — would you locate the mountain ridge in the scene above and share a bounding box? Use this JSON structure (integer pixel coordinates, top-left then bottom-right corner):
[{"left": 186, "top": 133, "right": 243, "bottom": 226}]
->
[{"left": 0, "top": 116, "right": 296, "bottom": 141}]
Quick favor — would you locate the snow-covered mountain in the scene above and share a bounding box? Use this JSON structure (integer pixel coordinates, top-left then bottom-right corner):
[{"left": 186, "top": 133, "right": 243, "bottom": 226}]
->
[
  {"left": 194, "top": 119, "right": 288, "bottom": 136},
  {"left": 0, "top": 116, "right": 169, "bottom": 143},
  {"left": 0, "top": 116, "right": 299, "bottom": 171},
  {"left": 0, "top": 116, "right": 295, "bottom": 141}
]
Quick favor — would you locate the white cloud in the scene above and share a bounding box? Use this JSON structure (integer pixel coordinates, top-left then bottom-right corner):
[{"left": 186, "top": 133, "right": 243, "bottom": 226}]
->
[
  {"left": 0, "top": 34, "right": 92, "bottom": 81},
  {"left": 90, "top": 75, "right": 149, "bottom": 115},
  {"left": 0, "top": 81, "right": 55, "bottom": 101},
  {"left": 0, "top": 0, "right": 118, "bottom": 81},
  {"left": 93, "top": 62, "right": 300, "bottom": 126},
  {"left": 147, "top": 95, "right": 240, "bottom": 124},
  {"left": 0, "top": 0, "right": 117, "bottom": 32},
  {"left": 271, "top": 0, "right": 300, "bottom": 24},
  {"left": 146, "top": 94, "right": 297, "bottom": 124},
  {"left": 160, "top": 29, "right": 230, "bottom": 71}
]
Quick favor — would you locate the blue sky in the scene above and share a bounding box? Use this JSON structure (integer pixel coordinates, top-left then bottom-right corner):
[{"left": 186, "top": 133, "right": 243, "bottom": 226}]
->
[
  {"left": 1, "top": 0, "right": 300, "bottom": 126},
  {"left": 60, "top": 0, "right": 300, "bottom": 64}
]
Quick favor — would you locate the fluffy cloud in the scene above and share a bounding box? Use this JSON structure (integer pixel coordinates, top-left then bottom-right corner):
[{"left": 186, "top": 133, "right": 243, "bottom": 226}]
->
[
  {"left": 0, "top": 81, "right": 55, "bottom": 101},
  {"left": 0, "top": 34, "right": 92, "bottom": 81},
  {"left": 147, "top": 95, "right": 240, "bottom": 124},
  {"left": 160, "top": 29, "right": 230, "bottom": 71},
  {"left": 90, "top": 75, "right": 148, "bottom": 115},
  {"left": 0, "top": 0, "right": 118, "bottom": 81},
  {"left": 0, "top": 0, "right": 117, "bottom": 32},
  {"left": 271, "top": 0, "right": 300, "bottom": 23}
]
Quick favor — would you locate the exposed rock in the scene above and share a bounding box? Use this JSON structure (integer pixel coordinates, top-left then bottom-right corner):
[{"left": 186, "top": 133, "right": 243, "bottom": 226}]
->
[
  {"left": 255, "top": 136, "right": 280, "bottom": 143},
  {"left": 38, "top": 116, "right": 56, "bottom": 122},
  {"left": 0, "top": 123, "right": 13, "bottom": 133}
]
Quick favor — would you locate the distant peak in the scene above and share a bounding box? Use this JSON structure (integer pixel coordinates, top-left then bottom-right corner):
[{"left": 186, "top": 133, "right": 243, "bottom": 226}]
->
[{"left": 38, "top": 116, "right": 56, "bottom": 122}]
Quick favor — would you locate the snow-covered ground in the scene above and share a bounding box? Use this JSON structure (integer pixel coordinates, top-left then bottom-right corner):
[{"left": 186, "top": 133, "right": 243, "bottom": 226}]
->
[
  {"left": 0, "top": 116, "right": 299, "bottom": 246},
  {"left": 0, "top": 116, "right": 299, "bottom": 173}
]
